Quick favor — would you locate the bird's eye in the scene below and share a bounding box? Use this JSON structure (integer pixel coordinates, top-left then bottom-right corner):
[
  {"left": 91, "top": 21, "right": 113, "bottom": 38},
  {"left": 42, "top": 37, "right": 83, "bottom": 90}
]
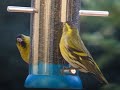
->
[{"left": 17, "top": 38, "right": 23, "bottom": 42}]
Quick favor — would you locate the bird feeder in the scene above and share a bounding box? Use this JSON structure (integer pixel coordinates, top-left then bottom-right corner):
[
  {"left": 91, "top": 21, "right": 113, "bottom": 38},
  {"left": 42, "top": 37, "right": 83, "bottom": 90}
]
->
[{"left": 7, "top": 0, "right": 109, "bottom": 89}]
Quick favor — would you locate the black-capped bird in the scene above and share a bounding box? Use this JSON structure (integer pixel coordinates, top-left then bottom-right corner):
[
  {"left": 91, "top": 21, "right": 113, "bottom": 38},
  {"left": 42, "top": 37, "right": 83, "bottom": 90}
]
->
[
  {"left": 59, "top": 22, "right": 108, "bottom": 84},
  {"left": 16, "top": 34, "right": 30, "bottom": 63}
]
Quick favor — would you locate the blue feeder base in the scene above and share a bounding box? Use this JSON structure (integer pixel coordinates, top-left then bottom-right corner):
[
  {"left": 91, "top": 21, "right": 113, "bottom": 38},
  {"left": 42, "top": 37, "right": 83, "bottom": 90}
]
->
[{"left": 24, "top": 74, "right": 82, "bottom": 89}]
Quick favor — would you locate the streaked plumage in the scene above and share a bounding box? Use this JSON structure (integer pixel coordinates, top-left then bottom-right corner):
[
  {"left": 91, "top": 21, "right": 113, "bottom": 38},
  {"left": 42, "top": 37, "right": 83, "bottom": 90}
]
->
[
  {"left": 59, "top": 22, "right": 108, "bottom": 84},
  {"left": 16, "top": 34, "right": 30, "bottom": 63}
]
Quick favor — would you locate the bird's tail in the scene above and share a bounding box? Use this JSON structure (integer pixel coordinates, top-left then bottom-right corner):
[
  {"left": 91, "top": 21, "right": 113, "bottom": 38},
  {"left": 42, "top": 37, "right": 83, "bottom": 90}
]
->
[{"left": 93, "top": 73, "right": 109, "bottom": 85}]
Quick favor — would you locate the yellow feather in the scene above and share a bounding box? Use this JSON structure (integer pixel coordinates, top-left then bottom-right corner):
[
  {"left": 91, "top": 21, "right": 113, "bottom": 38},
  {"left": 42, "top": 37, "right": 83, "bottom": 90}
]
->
[
  {"left": 59, "top": 22, "right": 108, "bottom": 84},
  {"left": 16, "top": 34, "right": 30, "bottom": 63}
]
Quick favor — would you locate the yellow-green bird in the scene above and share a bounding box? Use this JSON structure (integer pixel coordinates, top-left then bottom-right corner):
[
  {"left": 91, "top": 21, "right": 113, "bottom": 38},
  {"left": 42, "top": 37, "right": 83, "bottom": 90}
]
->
[
  {"left": 59, "top": 22, "right": 108, "bottom": 84},
  {"left": 16, "top": 34, "right": 30, "bottom": 63}
]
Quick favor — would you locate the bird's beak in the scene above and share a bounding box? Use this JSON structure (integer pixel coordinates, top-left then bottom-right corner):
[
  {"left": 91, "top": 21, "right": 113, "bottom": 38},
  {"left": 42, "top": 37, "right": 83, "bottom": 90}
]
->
[
  {"left": 16, "top": 34, "right": 23, "bottom": 43},
  {"left": 65, "top": 23, "right": 72, "bottom": 32},
  {"left": 16, "top": 38, "right": 23, "bottom": 43}
]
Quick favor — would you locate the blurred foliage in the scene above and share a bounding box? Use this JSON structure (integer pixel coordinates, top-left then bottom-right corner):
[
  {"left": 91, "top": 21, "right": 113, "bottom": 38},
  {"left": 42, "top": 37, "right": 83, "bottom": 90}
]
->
[
  {"left": 101, "top": 83, "right": 120, "bottom": 90},
  {"left": 81, "top": 0, "right": 120, "bottom": 89}
]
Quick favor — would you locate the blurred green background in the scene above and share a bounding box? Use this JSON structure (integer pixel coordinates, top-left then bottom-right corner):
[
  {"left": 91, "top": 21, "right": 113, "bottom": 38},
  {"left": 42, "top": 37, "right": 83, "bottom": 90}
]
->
[
  {"left": 0, "top": 0, "right": 120, "bottom": 89},
  {"left": 81, "top": 0, "right": 120, "bottom": 90}
]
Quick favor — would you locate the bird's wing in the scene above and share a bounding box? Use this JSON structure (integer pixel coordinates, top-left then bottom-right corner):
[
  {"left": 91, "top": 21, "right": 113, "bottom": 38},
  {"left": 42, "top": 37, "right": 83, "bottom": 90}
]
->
[
  {"left": 67, "top": 37, "right": 102, "bottom": 74},
  {"left": 66, "top": 39, "right": 108, "bottom": 84}
]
